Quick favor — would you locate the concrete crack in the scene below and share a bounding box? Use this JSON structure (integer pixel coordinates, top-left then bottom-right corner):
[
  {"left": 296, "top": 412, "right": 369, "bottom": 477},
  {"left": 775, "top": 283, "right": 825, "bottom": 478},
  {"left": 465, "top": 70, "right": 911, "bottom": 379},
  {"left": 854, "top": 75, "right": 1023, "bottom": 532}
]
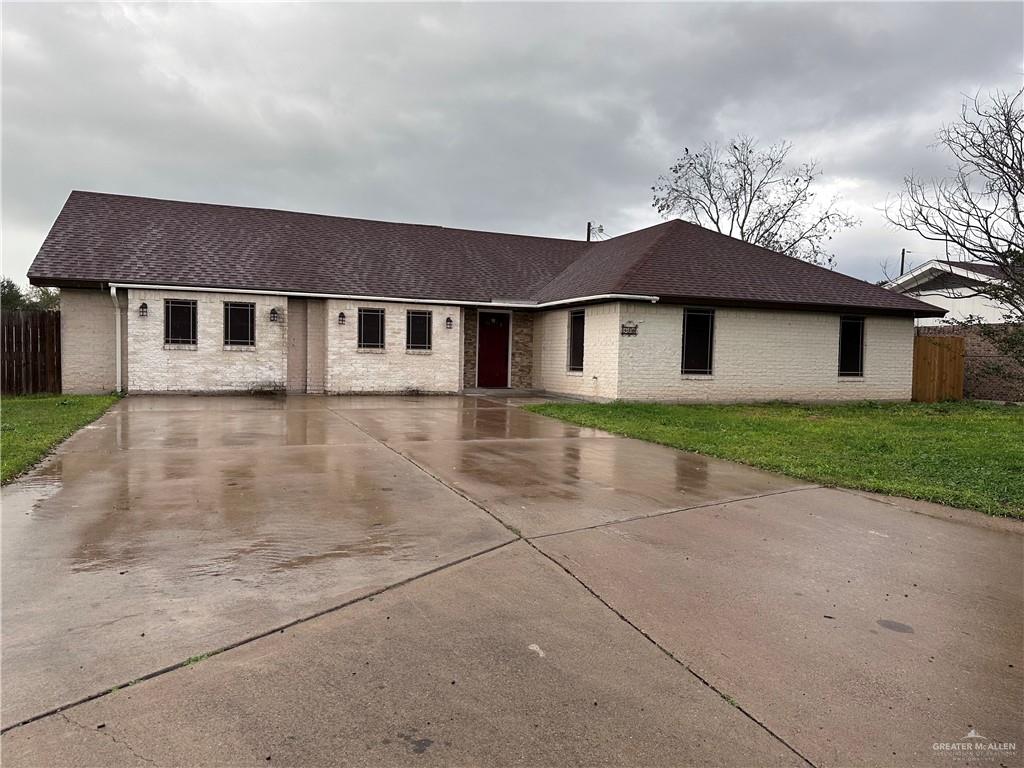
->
[{"left": 60, "top": 712, "right": 158, "bottom": 766}]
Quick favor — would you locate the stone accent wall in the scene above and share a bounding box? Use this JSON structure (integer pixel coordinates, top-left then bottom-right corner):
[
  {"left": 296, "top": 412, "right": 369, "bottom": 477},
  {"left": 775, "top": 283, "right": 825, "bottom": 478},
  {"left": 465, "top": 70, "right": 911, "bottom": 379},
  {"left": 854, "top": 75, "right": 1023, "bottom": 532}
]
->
[
  {"left": 533, "top": 303, "right": 621, "bottom": 400},
  {"left": 126, "top": 289, "right": 287, "bottom": 392},
  {"left": 462, "top": 308, "right": 478, "bottom": 388},
  {"left": 325, "top": 299, "right": 462, "bottom": 393},
  {"left": 306, "top": 299, "right": 327, "bottom": 394},
  {"left": 460, "top": 308, "right": 533, "bottom": 389},
  {"left": 60, "top": 288, "right": 117, "bottom": 394},
  {"left": 531, "top": 301, "right": 914, "bottom": 402},
  {"left": 286, "top": 298, "right": 308, "bottom": 393},
  {"left": 510, "top": 311, "right": 534, "bottom": 388},
  {"left": 918, "top": 324, "right": 1024, "bottom": 401}
]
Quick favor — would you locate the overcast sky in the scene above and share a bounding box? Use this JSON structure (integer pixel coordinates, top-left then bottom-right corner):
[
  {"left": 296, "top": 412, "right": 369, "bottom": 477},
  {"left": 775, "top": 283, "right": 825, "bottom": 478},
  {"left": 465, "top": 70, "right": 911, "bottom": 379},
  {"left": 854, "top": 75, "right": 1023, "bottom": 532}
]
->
[{"left": 3, "top": 2, "right": 1022, "bottom": 287}]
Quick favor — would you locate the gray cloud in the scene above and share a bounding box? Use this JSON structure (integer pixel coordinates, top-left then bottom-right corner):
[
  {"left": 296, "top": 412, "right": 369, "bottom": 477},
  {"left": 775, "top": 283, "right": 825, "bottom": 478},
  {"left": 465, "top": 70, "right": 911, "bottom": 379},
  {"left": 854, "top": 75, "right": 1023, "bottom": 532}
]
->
[{"left": 3, "top": 2, "right": 1021, "bottom": 285}]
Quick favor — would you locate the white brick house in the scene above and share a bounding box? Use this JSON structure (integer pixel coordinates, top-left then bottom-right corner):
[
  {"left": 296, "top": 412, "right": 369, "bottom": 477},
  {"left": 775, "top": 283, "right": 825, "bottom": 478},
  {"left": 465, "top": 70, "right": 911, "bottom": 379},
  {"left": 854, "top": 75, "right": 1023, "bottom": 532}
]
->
[
  {"left": 30, "top": 192, "right": 944, "bottom": 401},
  {"left": 884, "top": 259, "right": 1012, "bottom": 326}
]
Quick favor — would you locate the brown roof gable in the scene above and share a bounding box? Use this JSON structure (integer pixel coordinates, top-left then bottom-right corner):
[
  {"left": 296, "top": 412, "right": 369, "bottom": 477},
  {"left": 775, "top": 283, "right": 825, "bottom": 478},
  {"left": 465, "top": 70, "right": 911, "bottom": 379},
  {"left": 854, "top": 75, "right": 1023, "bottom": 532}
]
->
[{"left": 28, "top": 191, "right": 944, "bottom": 317}]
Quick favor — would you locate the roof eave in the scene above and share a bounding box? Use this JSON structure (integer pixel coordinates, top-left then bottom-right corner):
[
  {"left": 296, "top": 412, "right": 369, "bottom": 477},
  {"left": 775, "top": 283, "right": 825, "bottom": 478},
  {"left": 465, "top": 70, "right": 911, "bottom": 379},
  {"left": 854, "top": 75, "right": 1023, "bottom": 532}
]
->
[{"left": 651, "top": 294, "right": 947, "bottom": 318}]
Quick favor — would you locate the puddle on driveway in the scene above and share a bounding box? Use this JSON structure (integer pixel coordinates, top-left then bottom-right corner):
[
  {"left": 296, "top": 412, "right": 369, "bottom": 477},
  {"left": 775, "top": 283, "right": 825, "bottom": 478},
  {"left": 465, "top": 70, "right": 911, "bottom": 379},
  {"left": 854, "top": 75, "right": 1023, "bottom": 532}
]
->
[{"left": 1, "top": 401, "right": 511, "bottom": 728}]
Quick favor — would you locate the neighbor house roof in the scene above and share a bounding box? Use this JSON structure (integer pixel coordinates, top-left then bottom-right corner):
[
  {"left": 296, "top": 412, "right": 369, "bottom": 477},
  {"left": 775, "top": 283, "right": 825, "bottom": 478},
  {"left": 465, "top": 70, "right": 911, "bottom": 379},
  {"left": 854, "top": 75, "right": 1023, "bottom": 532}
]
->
[
  {"left": 885, "top": 259, "right": 1011, "bottom": 292},
  {"left": 29, "top": 191, "right": 944, "bottom": 317},
  {"left": 937, "top": 261, "right": 1009, "bottom": 281}
]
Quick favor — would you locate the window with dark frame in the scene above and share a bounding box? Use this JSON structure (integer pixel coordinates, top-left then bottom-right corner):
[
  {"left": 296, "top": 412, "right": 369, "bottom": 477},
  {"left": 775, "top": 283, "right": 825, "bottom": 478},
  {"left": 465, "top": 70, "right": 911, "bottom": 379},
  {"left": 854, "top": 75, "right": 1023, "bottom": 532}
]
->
[
  {"left": 838, "top": 315, "right": 865, "bottom": 376},
  {"left": 567, "top": 309, "right": 585, "bottom": 372},
  {"left": 164, "top": 299, "right": 197, "bottom": 345},
  {"left": 681, "top": 308, "right": 714, "bottom": 375},
  {"left": 358, "top": 308, "right": 385, "bottom": 349},
  {"left": 223, "top": 302, "right": 255, "bottom": 347},
  {"left": 406, "top": 310, "right": 432, "bottom": 351}
]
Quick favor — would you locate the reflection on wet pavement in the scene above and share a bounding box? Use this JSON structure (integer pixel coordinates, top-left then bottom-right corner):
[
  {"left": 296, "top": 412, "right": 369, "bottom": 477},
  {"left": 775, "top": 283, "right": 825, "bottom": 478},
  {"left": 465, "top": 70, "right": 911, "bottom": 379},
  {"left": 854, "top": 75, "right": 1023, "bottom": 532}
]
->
[
  {"left": 393, "top": 435, "right": 807, "bottom": 536},
  {"left": 1, "top": 397, "right": 513, "bottom": 728},
  {"left": 0, "top": 392, "right": 801, "bottom": 729},
  {"left": 64, "top": 409, "right": 375, "bottom": 452},
  {"left": 336, "top": 404, "right": 614, "bottom": 443}
]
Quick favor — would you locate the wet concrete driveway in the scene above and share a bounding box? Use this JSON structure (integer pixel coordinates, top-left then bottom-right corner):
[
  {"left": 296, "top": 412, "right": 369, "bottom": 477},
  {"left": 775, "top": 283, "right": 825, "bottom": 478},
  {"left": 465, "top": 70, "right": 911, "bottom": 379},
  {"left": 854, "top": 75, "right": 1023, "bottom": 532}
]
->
[{"left": 2, "top": 395, "right": 1021, "bottom": 767}]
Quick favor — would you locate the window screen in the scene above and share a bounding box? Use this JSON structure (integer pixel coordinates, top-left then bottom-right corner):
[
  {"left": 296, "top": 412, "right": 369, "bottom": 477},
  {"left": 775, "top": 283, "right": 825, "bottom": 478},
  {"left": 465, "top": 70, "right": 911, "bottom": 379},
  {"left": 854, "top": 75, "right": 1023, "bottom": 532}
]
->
[
  {"left": 358, "top": 308, "right": 385, "bottom": 349},
  {"left": 406, "top": 310, "right": 432, "bottom": 350},
  {"left": 681, "top": 308, "right": 714, "bottom": 375},
  {"left": 568, "top": 309, "right": 585, "bottom": 372},
  {"left": 838, "top": 316, "right": 865, "bottom": 376},
  {"left": 164, "top": 299, "right": 197, "bottom": 345},
  {"left": 223, "top": 302, "right": 255, "bottom": 346}
]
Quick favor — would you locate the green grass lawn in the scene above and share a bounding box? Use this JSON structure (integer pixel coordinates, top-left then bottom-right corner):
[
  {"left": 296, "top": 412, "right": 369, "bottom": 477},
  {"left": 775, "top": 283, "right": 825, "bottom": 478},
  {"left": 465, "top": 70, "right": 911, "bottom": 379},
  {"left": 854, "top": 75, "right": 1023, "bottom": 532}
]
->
[
  {"left": 526, "top": 401, "right": 1024, "bottom": 518},
  {"left": 1, "top": 394, "right": 120, "bottom": 483}
]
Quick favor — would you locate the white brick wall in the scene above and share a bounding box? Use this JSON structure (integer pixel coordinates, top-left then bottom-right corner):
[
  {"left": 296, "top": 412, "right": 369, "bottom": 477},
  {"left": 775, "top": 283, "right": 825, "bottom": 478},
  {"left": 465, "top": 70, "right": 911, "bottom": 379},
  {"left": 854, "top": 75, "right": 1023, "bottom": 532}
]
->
[
  {"left": 614, "top": 302, "right": 913, "bottom": 401},
  {"left": 72, "top": 288, "right": 912, "bottom": 400},
  {"left": 532, "top": 304, "right": 621, "bottom": 400},
  {"left": 126, "top": 289, "right": 287, "bottom": 392},
  {"left": 532, "top": 302, "right": 913, "bottom": 402},
  {"left": 60, "top": 288, "right": 117, "bottom": 394},
  {"left": 324, "top": 300, "right": 462, "bottom": 393}
]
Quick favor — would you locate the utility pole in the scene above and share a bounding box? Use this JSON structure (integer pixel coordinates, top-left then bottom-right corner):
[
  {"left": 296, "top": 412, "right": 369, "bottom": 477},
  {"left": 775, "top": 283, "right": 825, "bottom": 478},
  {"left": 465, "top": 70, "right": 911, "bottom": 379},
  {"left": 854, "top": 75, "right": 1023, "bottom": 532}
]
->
[{"left": 586, "top": 222, "right": 592, "bottom": 242}]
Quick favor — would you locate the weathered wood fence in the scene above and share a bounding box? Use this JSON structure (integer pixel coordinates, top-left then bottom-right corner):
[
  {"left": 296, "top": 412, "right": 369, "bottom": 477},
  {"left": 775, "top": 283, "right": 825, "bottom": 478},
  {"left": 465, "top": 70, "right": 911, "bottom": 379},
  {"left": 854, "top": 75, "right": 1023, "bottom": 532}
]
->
[
  {"left": 1, "top": 310, "right": 61, "bottom": 395},
  {"left": 912, "top": 334, "right": 964, "bottom": 403}
]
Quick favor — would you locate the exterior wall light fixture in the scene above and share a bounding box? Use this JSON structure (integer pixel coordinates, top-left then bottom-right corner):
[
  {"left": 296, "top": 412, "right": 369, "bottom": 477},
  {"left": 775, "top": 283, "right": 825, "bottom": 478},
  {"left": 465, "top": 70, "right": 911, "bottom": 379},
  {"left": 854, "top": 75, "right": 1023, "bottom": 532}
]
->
[
  {"left": 138, "top": 302, "right": 148, "bottom": 318},
  {"left": 269, "top": 307, "right": 281, "bottom": 323},
  {"left": 445, "top": 316, "right": 454, "bottom": 330},
  {"left": 338, "top": 311, "right": 346, "bottom": 325}
]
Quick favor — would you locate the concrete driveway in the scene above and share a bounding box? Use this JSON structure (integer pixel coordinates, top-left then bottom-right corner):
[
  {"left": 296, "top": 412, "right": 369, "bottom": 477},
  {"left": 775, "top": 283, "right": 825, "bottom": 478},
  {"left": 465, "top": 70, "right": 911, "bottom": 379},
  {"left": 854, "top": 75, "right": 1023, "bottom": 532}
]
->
[{"left": 2, "top": 395, "right": 1021, "bottom": 767}]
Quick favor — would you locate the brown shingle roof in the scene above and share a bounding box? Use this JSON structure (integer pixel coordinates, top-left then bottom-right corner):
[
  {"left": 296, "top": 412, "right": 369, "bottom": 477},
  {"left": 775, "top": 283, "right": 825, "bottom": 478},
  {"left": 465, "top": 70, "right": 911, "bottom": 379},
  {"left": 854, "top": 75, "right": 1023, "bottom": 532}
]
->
[{"left": 28, "top": 191, "right": 944, "bottom": 317}]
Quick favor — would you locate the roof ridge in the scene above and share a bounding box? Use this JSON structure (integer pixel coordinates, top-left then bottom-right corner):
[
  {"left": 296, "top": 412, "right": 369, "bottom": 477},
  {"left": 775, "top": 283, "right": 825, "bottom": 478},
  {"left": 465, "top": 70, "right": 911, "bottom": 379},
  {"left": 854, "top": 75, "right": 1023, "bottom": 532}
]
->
[
  {"left": 611, "top": 219, "right": 684, "bottom": 292},
  {"left": 667, "top": 219, "right": 915, "bottom": 296},
  {"left": 527, "top": 220, "right": 680, "bottom": 300},
  {"left": 66, "top": 190, "right": 589, "bottom": 246}
]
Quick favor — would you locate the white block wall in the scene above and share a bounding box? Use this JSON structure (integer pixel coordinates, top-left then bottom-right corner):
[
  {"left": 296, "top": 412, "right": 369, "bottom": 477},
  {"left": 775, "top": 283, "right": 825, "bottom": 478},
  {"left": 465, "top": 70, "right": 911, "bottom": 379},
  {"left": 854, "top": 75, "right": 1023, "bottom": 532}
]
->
[
  {"left": 60, "top": 288, "right": 117, "bottom": 394},
  {"left": 907, "top": 287, "right": 1007, "bottom": 326},
  {"left": 533, "top": 302, "right": 914, "bottom": 402},
  {"left": 324, "top": 299, "right": 462, "bottom": 394},
  {"left": 533, "top": 303, "right": 621, "bottom": 400},
  {"left": 66, "top": 287, "right": 913, "bottom": 400},
  {"left": 126, "top": 289, "right": 287, "bottom": 392}
]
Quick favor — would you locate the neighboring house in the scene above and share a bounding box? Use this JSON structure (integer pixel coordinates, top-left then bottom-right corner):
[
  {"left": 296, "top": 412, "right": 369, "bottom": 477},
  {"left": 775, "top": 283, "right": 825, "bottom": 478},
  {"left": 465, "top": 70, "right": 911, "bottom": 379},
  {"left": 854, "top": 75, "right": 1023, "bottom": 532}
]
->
[
  {"left": 28, "top": 191, "right": 944, "bottom": 401},
  {"left": 887, "top": 259, "right": 1022, "bottom": 402},
  {"left": 885, "top": 260, "right": 1010, "bottom": 326}
]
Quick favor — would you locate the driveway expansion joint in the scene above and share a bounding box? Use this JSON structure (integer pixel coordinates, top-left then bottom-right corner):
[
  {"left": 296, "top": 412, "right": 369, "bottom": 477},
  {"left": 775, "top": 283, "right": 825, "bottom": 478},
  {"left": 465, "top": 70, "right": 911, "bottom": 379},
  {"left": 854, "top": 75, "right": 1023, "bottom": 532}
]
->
[
  {"left": 327, "top": 403, "right": 818, "bottom": 767},
  {"left": 0, "top": 538, "right": 517, "bottom": 736},
  {"left": 325, "top": 405, "right": 528, "bottom": 540},
  {"left": 525, "top": 538, "right": 819, "bottom": 768},
  {"left": 525, "top": 485, "right": 821, "bottom": 541},
  {"left": 324, "top": 401, "right": 818, "bottom": 767}
]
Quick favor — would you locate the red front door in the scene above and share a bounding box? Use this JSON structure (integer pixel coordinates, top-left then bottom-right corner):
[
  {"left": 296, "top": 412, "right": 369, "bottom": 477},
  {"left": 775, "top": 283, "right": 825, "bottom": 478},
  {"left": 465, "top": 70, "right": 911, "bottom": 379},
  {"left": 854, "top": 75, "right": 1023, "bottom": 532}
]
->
[{"left": 477, "top": 312, "right": 510, "bottom": 387}]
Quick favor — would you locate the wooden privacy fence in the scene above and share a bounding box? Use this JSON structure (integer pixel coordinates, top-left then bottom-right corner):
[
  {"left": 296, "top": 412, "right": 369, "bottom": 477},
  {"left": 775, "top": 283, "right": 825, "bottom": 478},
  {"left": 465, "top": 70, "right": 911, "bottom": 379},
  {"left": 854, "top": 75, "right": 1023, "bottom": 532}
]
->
[
  {"left": 912, "top": 335, "right": 964, "bottom": 403},
  {"left": 1, "top": 310, "right": 61, "bottom": 395}
]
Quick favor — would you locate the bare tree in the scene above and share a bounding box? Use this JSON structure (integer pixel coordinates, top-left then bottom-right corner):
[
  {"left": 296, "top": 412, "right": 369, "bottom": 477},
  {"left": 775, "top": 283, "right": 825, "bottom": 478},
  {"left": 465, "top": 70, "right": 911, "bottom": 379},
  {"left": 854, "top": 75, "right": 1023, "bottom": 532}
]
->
[
  {"left": 652, "top": 136, "right": 857, "bottom": 267},
  {"left": 887, "top": 88, "right": 1024, "bottom": 364}
]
